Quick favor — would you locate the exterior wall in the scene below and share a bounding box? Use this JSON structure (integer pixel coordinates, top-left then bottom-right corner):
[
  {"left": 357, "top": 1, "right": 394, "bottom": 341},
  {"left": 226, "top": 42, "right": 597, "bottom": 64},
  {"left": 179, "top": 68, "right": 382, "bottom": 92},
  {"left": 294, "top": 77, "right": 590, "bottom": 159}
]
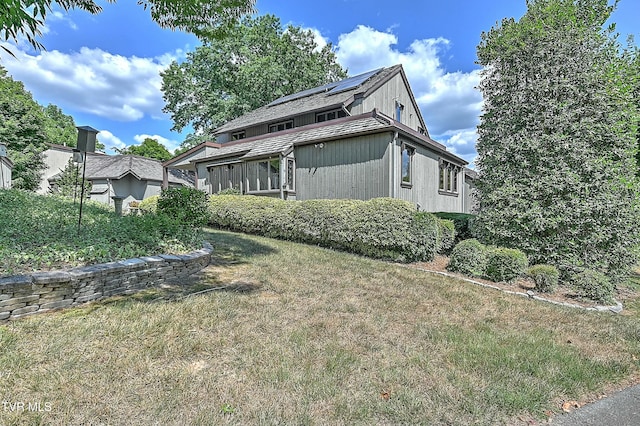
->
[
  {"left": 463, "top": 175, "right": 478, "bottom": 214},
  {"left": 89, "top": 176, "right": 162, "bottom": 212},
  {"left": 39, "top": 147, "right": 74, "bottom": 193},
  {"left": 170, "top": 145, "right": 220, "bottom": 169},
  {"left": 0, "top": 158, "right": 11, "bottom": 189},
  {"left": 394, "top": 139, "right": 464, "bottom": 213},
  {"left": 294, "top": 132, "right": 391, "bottom": 200},
  {"left": 351, "top": 73, "right": 423, "bottom": 131},
  {"left": 0, "top": 243, "right": 212, "bottom": 321}
]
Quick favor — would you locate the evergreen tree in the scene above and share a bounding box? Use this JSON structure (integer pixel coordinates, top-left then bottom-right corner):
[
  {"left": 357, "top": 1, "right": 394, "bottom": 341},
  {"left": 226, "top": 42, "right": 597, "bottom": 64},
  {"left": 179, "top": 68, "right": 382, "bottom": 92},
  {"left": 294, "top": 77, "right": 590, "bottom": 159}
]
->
[
  {"left": 52, "top": 158, "right": 91, "bottom": 199},
  {"left": 475, "top": 0, "right": 640, "bottom": 283}
]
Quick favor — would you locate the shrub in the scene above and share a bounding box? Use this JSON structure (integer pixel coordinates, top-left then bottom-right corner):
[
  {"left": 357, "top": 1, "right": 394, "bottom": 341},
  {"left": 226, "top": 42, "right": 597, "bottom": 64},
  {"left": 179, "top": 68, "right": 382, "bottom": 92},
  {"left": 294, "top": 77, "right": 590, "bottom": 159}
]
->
[
  {"left": 571, "top": 269, "right": 615, "bottom": 304},
  {"left": 158, "top": 187, "right": 208, "bottom": 228},
  {"left": 527, "top": 264, "right": 560, "bottom": 293},
  {"left": 433, "top": 212, "right": 475, "bottom": 243},
  {"left": 208, "top": 196, "right": 439, "bottom": 262},
  {"left": 436, "top": 218, "right": 455, "bottom": 254},
  {"left": 138, "top": 195, "right": 159, "bottom": 214},
  {"left": 217, "top": 188, "right": 241, "bottom": 195},
  {"left": 485, "top": 247, "right": 528, "bottom": 283},
  {"left": 447, "top": 239, "right": 487, "bottom": 277}
]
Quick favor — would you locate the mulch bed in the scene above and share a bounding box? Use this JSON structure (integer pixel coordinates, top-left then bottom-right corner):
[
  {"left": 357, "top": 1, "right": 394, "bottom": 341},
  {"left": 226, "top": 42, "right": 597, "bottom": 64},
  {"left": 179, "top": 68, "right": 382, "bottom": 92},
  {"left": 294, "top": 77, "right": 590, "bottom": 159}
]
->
[{"left": 411, "top": 255, "right": 638, "bottom": 311}]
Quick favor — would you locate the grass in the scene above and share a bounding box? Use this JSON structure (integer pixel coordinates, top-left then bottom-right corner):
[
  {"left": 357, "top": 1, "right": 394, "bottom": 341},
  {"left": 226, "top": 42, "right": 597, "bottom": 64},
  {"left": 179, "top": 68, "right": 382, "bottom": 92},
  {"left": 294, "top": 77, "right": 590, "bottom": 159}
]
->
[
  {"left": 0, "top": 189, "right": 202, "bottom": 275},
  {"left": 1, "top": 229, "right": 639, "bottom": 425}
]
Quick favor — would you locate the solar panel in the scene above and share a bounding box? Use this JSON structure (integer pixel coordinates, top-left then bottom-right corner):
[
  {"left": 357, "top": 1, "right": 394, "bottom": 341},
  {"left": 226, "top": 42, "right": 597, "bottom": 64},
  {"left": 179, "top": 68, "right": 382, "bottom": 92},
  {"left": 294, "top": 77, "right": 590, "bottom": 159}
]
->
[
  {"left": 267, "top": 81, "right": 337, "bottom": 107},
  {"left": 266, "top": 68, "right": 384, "bottom": 107},
  {"left": 328, "top": 68, "right": 383, "bottom": 95}
]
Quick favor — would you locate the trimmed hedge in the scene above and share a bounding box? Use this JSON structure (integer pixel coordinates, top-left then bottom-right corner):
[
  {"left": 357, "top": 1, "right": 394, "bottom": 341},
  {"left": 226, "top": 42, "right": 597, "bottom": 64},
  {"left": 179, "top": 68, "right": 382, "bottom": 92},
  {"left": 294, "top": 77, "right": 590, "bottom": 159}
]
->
[
  {"left": 208, "top": 195, "right": 440, "bottom": 262},
  {"left": 527, "top": 264, "right": 560, "bottom": 293},
  {"left": 433, "top": 212, "right": 475, "bottom": 243},
  {"left": 485, "top": 247, "right": 528, "bottom": 283},
  {"left": 447, "top": 239, "right": 488, "bottom": 277}
]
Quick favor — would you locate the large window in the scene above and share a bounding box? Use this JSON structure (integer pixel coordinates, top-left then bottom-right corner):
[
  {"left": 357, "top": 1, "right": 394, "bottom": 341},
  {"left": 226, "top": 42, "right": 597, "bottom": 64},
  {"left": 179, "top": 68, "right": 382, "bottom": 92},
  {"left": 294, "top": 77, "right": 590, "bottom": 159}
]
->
[
  {"left": 316, "top": 109, "right": 347, "bottom": 123},
  {"left": 209, "top": 163, "right": 243, "bottom": 193},
  {"left": 439, "top": 159, "right": 460, "bottom": 195},
  {"left": 247, "top": 158, "right": 280, "bottom": 192},
  {"left": 269, "top": 120, "right": 293, "bottom": 133},
  {"left": 401, "top": 143, "right": 415, "bottom": 186}
]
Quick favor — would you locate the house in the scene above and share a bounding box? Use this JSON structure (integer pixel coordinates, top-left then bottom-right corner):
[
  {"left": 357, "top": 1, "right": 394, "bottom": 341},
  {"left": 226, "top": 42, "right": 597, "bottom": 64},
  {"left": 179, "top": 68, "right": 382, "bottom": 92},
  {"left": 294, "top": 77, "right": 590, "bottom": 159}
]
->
[
  {"left": 0, "top": 143, "right": 12, "bottom": 189},
  {"left": 163, "top": 64, "right": 475, "bottom": 213},
  {"left": 42, "top": 145, "right": 192, "bottom": 210}
]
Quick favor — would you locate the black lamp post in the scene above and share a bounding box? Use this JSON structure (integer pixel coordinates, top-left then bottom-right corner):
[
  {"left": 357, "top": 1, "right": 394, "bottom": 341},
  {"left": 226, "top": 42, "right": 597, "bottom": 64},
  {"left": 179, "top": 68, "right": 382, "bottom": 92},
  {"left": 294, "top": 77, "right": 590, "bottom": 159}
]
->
[{"left": 76, "top": 126, "right": 99, "bottom": 234}]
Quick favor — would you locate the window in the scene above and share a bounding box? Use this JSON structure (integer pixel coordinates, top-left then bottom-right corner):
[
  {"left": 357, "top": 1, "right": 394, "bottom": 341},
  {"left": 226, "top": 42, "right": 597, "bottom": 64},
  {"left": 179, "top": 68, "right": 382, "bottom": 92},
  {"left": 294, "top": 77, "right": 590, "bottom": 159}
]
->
[
  {"left": 209, "top": 163, "right": 243, "bottom": 193},
  {"left": 247, "top": 158, "right": 281, "bottom": 192},
  {"left": 286, "top": 158, "right": 295, "bottom": 191},
  {"left": 316, "top": 109, "right": 347, "bottom": 123},
  {"left": 439, "top": 159, "right": 460, "bottom": 195},
  {"left": 269, "top": 120, "right": 293, "bottom": 133},
  {"left": 401, "top": 144, "right": 415, "bottom": 186},
  {"left": 231, "top": 130, "right": 246, "bottom": 141},
  {"left": 395, "top": 101, "right": 404, "bottom": 122}
]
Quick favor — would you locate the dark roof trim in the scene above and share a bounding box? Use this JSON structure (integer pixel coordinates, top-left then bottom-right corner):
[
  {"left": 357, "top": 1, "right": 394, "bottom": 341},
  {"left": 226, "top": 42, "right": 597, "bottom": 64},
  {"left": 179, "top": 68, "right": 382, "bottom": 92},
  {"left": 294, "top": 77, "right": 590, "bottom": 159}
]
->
[{"left": 163, "top": 141, "right": 221, "bottom": 167}]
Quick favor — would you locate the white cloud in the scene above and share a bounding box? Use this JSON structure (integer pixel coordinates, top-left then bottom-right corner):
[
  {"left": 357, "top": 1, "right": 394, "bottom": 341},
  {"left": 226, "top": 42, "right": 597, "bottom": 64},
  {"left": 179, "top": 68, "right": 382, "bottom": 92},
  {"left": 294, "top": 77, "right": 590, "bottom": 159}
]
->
[
  {"left": 0, "top": 44, "right": 181, "bottom": 122},
  {"left": 334, "top": 25, "right": 482, "bottom": 165},
  {"left": 134, "top": 134, "right": 180, "bottom": 153},
  {"left": 97, "top": 130, "right": 126, "bottom": 152}
]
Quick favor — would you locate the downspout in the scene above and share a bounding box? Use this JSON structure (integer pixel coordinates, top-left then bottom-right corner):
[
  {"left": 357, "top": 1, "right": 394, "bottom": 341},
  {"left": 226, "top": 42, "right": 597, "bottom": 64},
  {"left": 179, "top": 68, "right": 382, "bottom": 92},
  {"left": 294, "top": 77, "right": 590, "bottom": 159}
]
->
[{"left": 390, "top": 131, "right": 399, "bottom": 199}]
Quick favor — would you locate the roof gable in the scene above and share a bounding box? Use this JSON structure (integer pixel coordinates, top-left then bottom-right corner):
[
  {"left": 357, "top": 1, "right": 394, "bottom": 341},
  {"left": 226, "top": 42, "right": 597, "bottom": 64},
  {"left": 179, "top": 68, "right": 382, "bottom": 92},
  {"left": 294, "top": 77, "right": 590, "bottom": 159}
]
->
[{"left": 213, "top": 65, "right": 403, "bottom": 135}]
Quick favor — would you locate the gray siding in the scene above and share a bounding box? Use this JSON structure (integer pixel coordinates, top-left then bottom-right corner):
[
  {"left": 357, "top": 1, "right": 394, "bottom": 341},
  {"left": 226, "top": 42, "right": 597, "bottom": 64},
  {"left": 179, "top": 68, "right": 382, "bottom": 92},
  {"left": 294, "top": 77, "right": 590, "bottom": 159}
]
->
[
  {"left": 395, "top": 139, "right": 464, "bottom": 212},
  {"left": 351, "top": 73, "right": 423, "bottom": 131},
  {"left": 294, "top": 132, "right": 392, "bottom": 200},
  {"left": 1, "top": 159, "right": 11, "bottom": 189}
]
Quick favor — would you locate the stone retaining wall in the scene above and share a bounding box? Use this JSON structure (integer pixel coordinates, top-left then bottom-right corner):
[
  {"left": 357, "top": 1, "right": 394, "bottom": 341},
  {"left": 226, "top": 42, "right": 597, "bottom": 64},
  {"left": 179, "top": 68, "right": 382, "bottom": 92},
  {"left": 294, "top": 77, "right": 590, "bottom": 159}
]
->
[{"left": 0, "top": 242, "right": 212, "bottom": 321}]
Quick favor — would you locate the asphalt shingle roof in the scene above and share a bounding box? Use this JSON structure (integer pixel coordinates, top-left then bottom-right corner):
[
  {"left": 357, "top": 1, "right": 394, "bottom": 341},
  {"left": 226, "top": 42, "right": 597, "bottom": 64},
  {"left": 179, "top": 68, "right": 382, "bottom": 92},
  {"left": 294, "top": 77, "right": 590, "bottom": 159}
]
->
[{"left": 213, "top": 65, "right": 402, "bottom": 135}]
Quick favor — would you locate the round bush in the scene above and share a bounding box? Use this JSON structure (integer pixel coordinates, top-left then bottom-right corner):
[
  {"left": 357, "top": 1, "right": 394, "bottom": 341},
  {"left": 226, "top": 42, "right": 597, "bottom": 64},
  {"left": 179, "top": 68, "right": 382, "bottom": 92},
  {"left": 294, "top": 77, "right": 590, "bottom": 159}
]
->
[
  {"left": 138, "top": 195, "right": 159, "bottom": 214},
  {"left": 436, "top": 218, "right": 455, "bottom": 255},
  {"left": 158, "top": 187, "right": 209, "bottom": 228},
  {"left": 485, "top": 247, "right": 528, "bottom": 283},
  {"left": 527, "top": 264, "right": 559, "bottom": 293},
  {"left": 447, "top": 239, "right": 487, "bottom": 277},
  {"left": 572, "top": 269, "right": 615, "bottom": 303}
]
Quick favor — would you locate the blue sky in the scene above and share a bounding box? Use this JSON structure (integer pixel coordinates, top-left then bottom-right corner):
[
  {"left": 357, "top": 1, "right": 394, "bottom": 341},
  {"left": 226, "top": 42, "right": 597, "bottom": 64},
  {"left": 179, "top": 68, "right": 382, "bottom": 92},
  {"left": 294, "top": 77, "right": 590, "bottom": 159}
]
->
[{"left": 1, "top": 0, "right": 638, "bottom": 166}]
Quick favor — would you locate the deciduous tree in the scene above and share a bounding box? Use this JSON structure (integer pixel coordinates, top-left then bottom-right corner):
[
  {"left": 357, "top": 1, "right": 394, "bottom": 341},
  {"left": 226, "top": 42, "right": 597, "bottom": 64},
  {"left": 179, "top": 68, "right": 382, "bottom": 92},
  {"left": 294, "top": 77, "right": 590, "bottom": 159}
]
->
[
  {"left": 475, "top": 0, "right": 640, "bottom": 283},
  {"left": 0, "top": 65, "right": 46, "bottom": 190},
  {"left": 116, "top": 137, "right": 172, "bottom": 161},
  {"left": 0, "top": 0, "right": 255, "bottom": 55},
  {"left": 161, "top": 15, "right": 347, "bottom": 134}
]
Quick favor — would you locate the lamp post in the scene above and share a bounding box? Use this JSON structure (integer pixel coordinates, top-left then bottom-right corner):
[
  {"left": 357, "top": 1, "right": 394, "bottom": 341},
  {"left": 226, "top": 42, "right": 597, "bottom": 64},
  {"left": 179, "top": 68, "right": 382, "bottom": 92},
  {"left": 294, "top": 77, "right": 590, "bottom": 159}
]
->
[{"left": 76, "top": 126, "right": 99, "bottom": 234}]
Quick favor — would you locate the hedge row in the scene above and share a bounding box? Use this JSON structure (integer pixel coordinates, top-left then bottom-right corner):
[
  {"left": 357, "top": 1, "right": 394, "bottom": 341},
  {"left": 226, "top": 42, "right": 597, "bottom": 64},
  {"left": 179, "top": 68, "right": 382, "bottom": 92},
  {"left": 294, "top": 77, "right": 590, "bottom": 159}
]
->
[
  {"left": 208, "top": 195, "right": 441, "bottom": 262},
  {"left": 447, "top": 239, "right": 529, "bottom": 283}
]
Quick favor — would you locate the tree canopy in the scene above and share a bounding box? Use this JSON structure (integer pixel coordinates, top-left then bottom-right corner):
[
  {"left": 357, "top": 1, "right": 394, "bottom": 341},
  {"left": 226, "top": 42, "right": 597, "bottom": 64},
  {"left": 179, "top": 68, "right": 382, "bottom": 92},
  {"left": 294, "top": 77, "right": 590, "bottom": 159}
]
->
[
  {"left": 0, "top": 65, "right": 47, "bottom": 190},
  {"left": 161, "top": 14, "right": 347, "bottom": 134},
  {"left": 475, "top": 0, "right": 640, "bottom": 283},
  {"left": 116, "top": 137, "right": 172, "bottom": 162},
  {"left": 0, "top": 0, "right": 256, "bottom": 54}
]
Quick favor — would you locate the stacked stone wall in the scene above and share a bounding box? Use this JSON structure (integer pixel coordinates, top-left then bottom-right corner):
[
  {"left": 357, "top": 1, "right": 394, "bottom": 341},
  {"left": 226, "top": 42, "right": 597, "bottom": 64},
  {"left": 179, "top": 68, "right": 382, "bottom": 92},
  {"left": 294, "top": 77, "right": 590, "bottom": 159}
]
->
[{"left": 0, "top": 243, "right": 212, "bottom": 321}]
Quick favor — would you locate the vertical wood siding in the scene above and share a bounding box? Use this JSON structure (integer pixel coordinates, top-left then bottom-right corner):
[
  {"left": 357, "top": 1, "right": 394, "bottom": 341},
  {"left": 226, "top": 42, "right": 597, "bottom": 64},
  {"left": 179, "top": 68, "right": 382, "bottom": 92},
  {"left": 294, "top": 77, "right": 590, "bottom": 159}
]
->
[
  {"left": 395, "top": 139, "right": 464, "bottom": 212},
  {"left": 351, "top": 74, "right": 423, "bottom": 131},
  {"left": 294, "top": 133, "right": 391, "bottom": 200}
]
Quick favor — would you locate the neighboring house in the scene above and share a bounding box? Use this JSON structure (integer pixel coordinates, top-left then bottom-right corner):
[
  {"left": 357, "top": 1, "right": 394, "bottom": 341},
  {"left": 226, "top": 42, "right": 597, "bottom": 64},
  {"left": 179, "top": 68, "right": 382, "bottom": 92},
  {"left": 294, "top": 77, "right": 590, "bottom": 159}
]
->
[
  {"left": 163, "top": 64, "right": 476, "bottom": 213},
  {"left": 0, "top": 152, "right": 12, "bottom": 189},
  {"left": 42, "top": 145, "right": 192, "bottom": 210}
]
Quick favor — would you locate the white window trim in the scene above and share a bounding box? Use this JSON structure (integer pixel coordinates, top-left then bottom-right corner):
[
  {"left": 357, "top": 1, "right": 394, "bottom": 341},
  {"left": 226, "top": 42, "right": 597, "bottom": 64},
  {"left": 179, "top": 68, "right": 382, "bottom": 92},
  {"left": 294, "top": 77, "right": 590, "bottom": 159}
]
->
[{"left": 268, "top": 120, "right": 293, "bottom": 133}]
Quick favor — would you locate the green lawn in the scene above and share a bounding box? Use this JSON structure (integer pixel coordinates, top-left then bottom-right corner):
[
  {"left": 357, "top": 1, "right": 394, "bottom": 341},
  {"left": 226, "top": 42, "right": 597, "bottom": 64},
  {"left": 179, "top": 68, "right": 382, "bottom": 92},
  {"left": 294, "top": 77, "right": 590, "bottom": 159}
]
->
[{"left": 1, "top": 229, "right": 639, "bottom": 425}]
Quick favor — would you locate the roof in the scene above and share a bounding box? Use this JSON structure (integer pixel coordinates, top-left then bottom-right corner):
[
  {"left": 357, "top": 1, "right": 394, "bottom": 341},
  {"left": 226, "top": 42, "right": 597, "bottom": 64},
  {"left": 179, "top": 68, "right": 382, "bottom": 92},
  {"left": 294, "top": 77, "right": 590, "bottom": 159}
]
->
[
  {"left": 213, "top": 65, "right": 404, "bottom": 135},
  {"left": 195, "top": 110, "right": 467, "bottom": 166},
  {"left": 84, "top": 155, "right": 191, "bottom": 184}
]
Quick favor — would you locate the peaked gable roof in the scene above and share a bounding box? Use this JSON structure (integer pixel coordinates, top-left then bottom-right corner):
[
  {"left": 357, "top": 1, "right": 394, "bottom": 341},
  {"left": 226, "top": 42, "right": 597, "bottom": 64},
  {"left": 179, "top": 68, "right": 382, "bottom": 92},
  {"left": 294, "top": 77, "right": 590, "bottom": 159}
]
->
[{"left": 213, "top": 65, "right": 408, "bottom": 135}]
